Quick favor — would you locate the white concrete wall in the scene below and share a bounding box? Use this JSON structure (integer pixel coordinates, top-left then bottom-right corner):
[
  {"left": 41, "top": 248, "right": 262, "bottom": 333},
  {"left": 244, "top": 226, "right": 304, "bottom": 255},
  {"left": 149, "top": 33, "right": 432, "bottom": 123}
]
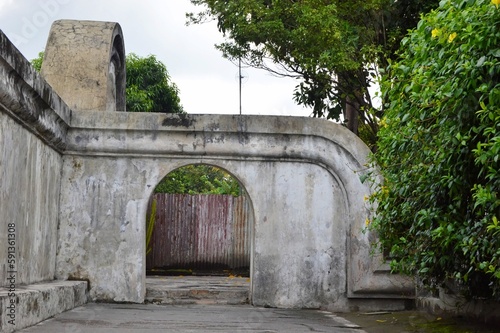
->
[
  {"left": 0, "top": 113, "right": 62, "bottom": 286},
  {"left": 56, "top": 156, "right": 150, "bottom": 301},
  {"left": 56, "top": 156, "right": 345, "bottom": 308},
  {"left": 54, "top": 111, "right": 414, "bottom": 309},
  {"left": 42, "top": 20, "right": 126, "bottom": 112},
  {"left": 244, "top": 162, "right": 346, "bottom": 308},
  {"left": 0, "top": 29, "right": 70, "bottom": 287}
]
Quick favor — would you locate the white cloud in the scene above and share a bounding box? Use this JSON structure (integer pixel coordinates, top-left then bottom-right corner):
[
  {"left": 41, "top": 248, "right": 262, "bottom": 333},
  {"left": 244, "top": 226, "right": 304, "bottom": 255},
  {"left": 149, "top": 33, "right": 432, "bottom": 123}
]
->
[
  {"left": 0, "top": 0, "right": 312, "bottom": 117},
  {"left": 0, "top": 0, "right": 13, "bottom": 11}
]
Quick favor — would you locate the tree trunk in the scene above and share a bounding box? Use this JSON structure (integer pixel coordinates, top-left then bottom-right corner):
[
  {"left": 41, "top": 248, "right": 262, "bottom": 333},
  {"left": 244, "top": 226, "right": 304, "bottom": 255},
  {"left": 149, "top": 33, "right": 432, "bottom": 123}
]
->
[{"left": 344, "top": 95, "right": 360, "bottom": 136}]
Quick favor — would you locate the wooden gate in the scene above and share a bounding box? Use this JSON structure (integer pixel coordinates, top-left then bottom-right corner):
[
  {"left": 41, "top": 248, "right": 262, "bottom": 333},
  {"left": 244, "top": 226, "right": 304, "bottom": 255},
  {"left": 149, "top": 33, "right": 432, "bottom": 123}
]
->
[{"left": 146, "top": 193, "right": 252, "bottom": 272}]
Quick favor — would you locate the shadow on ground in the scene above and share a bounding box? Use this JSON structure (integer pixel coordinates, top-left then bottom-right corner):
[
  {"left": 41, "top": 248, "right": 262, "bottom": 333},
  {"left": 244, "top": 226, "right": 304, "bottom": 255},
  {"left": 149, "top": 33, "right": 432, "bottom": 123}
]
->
[{"left": 340, "top": 311, "right": 499, "bottom": 333}]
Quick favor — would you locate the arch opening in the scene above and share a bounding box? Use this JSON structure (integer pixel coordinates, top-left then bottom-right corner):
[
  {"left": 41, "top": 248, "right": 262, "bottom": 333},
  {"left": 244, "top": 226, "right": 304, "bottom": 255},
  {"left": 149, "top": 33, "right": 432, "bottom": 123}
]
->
[
  {"left": 145, "top": 164, "right": 254, "bottom": 277},
  {"left": 109, "top": 34, "right": 126, "bottom": 111}
]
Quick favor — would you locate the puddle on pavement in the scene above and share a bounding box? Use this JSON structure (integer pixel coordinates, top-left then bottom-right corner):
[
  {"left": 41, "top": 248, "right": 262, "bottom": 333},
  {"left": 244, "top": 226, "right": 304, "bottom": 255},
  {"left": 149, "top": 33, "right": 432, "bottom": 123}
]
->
[{"left": 339, "top": 311, "right": 498, "bottom": 333}]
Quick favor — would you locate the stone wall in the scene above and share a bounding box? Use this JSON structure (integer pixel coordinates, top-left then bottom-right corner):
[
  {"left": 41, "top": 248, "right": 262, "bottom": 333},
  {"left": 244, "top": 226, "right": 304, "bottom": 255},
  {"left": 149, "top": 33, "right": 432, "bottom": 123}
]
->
[
  {"left": 0, "top": 30, "right": 71, "bottom": 286},
  {"left": 55, "top": 112, "right": 414, "bottom": 309},
  {"left": 0, "top": 113, "right": 62, "bottom": 286},
  {"left": 42, "top": 20, "right": 126, "bottom": 112}
]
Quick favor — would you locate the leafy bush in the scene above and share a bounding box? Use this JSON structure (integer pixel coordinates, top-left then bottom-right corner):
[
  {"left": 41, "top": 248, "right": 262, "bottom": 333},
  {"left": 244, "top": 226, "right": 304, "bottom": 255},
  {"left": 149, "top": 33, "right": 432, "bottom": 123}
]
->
[
  {"left": 370, "top": 0, "right": 500, "bottom": 298},
  {"left": 155, "top": 165, "right": 241, "bottom": 196},
  {"left": 126, "top": 53, "right": 184, "bottom": 113}
]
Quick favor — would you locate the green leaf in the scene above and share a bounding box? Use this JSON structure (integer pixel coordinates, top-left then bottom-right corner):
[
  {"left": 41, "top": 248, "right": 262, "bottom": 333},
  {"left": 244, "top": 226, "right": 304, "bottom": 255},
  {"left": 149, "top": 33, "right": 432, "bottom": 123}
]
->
[
  {"left": 490, "top": 49, "right": 500, "bottom": 58},
  {"left": 476, "top": 56, "right": 486, "bottom": 67}
]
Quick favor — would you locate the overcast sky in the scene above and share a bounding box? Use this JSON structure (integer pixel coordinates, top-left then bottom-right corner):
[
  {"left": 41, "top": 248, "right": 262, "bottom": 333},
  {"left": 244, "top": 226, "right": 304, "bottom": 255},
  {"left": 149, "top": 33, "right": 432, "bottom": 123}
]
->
[{"left": 0, "top": 0, "right": 312, "bottom": 116}]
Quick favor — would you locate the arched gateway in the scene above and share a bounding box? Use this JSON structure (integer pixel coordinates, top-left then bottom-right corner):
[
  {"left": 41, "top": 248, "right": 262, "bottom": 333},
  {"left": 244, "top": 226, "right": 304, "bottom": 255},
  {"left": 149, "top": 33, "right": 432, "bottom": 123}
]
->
[{"left": 0, "top": 20, "right": 412, "bottom": 312}]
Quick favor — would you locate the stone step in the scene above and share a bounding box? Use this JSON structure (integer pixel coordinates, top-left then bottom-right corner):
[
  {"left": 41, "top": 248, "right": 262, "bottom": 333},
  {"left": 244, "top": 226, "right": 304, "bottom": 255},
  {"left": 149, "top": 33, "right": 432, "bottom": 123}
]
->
[
  {"left": 145, "top": 276, "right": 250, "bottom": 305},
  {"left": 0, "top": 280, "right": 87, "bottom": 333}
]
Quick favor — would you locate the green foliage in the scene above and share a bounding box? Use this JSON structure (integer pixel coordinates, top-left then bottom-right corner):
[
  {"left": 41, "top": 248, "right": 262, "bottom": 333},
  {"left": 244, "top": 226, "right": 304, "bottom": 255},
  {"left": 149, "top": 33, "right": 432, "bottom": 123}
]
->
[
  {"left": 146, "top": 199, "right": 157, "bottom": 255},
  {"left": 31, "top": 51, "right": 44, "bottom": 72},
  {"left": 371, "top": 0, "right": 500, "bottom": 298},
  {"left": 125, "top": 53, "right": 184, "bottom": 113},
  {"left": 188, "top": 0, "right": 440, "bottom": 143},
  {"left": 155, "top": 165, "right": 241, "bottom": 196}
]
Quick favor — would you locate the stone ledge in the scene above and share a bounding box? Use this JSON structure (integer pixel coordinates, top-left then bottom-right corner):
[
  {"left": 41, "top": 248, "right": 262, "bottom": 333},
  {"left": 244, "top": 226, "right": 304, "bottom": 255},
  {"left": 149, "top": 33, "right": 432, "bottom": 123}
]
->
[
  {"left": 0, "top": 30, "right": 71, "bottom": 153},
  {"left": 145, "top": 288, "right": 250, "bottom": 305},
  {"left": 145, "top": 276, "right": 249, "bottom": 306},
  {"left": 0, "top": 280, "right": 87, "bottom": 333},
  {"left": 417, "top": 288, "right": 500, "bottom": 324}
]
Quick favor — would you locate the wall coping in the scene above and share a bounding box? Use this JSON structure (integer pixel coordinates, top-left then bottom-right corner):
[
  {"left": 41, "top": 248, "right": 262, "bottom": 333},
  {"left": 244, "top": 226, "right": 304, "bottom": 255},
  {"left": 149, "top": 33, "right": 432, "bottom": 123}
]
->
[{"left": 0, "top": 29, "right": 71, "bottom": 152}]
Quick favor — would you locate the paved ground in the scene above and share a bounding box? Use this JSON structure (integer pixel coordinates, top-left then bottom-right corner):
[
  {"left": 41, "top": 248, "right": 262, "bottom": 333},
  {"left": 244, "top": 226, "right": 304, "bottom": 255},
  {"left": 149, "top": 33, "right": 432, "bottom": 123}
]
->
[
  {"left": 18, "top": 303, "right": 366, "bottom": 333},
  {"left": 15, "top": 276, "right": 499, "bottom": 332}
]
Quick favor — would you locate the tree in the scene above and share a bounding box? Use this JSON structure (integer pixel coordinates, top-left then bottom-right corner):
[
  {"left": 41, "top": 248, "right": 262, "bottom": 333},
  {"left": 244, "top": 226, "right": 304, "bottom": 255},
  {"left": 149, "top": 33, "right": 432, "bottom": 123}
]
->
[
  {"left": 187, "top": 0, "right": 440, "bottom": 147},
  {"left": 380, "top": 0, "right": 442, "bottom": 66},
  {"left": 370, "top": 0, "right": 500, "bottom": 299},
  {"left": 155, "top": 164, "right": 241, "bottom": 196},
  {"left": 31, "top": 52, "right": 184, "bottom": 113},
  {"left": 126, "top": 53, "right": 184, "bottom": 113}
]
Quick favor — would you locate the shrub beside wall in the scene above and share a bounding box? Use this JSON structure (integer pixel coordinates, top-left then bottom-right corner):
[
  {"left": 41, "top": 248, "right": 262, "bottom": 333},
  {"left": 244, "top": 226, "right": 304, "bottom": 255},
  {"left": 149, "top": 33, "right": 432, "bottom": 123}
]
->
[{"left": 371, "top": 0, "right": 500, "bottom": 299}]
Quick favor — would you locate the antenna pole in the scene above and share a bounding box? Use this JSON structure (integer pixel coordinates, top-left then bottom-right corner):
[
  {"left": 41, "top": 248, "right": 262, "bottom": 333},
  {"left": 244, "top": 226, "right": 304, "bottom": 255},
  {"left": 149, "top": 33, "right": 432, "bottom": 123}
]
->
[{"left": 239, "top": 57, "right": 242, "bottom": 115}]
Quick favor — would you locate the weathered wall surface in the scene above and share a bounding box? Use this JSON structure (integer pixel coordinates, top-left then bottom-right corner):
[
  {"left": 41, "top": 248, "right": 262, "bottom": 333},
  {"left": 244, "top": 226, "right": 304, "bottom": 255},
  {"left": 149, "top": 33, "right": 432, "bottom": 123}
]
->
[
  {"left": 56, "top": 155, "right": 149, "bottom": 301},
  {"left": 42, "top": 20, "right": 126, "bottom": 112},
  {"left": 0, "top": 113, "right": 62, "bottom": 286},
  {"left": 56, "top": 112, "right": 414, "bottom": 309},
  {"left": 247, "top": 161, "right": 345, "bottom": 308},
  {"left": 56, "top": 153, "right": 344, "bottom": 307},
  {"left": 0, "top": 30, "right": 70, "bottom": 286}
]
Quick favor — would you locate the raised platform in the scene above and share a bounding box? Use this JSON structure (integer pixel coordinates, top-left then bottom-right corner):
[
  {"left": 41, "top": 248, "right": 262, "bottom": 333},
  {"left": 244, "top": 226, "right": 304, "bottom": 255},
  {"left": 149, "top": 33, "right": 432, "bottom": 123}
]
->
[
  {"left": 145, "top": 276, "right": 250, "bottom": 305},
  {"left": 0, "top": 280, "right": 87, "bottom": 333}
]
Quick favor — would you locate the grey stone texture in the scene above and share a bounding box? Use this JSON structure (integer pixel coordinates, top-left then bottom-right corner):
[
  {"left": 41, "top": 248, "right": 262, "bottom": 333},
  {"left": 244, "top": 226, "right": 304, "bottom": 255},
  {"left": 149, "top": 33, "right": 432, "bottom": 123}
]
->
[
  {"left": 0, "top": 280, "right": 87, "bottom": 333},
  {"left": 42, "top": 20, "right": 126, "bottom": 112},
  {"left": 0, "top": 29, "right": 69, "bottom": 288},
  {"left": 54, "top": 111, "right": 413, "bottom": 308},
  {"left": 145, "top": 276, "right": 250, "bottom": 305},
  {"left": 417, "top": 287, "right": 500, "bottom": 324},
  {"left": 18, "top": 303, "right": 367, "bottom": 333},
  {"left": 0, "top": 111, "right": 62, "bottom": 286}
]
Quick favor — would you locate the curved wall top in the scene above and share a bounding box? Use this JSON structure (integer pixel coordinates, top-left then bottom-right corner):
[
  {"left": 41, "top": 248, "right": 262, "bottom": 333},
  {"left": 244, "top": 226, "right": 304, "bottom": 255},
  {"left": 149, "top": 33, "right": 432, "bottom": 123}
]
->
[
  {"left": 41, "top": 20, "right": 126, "bottom": 112},
  {"left": 62, "top": 111, "right": 414, "bottom": 304}
]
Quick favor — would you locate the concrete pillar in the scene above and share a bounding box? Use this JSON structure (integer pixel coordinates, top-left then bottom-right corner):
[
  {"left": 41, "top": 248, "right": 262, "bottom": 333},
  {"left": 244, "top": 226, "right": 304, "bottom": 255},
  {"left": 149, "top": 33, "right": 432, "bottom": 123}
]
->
[{"left": 41, "top": 20, "right": 126, "bottom": 112}]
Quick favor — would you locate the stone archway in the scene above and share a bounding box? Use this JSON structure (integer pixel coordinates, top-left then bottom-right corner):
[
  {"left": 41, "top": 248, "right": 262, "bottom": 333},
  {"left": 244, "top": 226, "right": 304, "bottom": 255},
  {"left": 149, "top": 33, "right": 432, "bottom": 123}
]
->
[
  {"left": 51, "top": 112, "right": 414, "bottom": 309},
  {"left": 146, "top": 163, "right": 254, "bottom": 277}
]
